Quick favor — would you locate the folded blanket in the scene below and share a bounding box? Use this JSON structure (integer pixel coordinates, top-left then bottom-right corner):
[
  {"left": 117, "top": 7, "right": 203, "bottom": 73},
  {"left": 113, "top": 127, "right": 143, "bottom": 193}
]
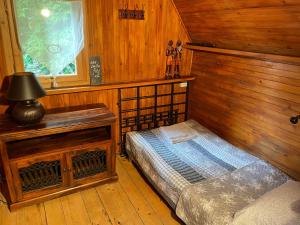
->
[{"left": 160, "top": 122, "right": 198, "bottom": 144}]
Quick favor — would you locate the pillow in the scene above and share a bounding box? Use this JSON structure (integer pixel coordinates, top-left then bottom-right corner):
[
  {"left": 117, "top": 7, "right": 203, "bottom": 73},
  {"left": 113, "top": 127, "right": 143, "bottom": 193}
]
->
[{"left": 230, "top": 180, "right": 300, "bottom": 225}]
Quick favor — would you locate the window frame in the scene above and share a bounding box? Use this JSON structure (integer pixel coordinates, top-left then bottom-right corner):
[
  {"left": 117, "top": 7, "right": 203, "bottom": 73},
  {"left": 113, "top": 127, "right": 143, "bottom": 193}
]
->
[{"left": 6, "top": 0, "right": 90, "bottom": 88}]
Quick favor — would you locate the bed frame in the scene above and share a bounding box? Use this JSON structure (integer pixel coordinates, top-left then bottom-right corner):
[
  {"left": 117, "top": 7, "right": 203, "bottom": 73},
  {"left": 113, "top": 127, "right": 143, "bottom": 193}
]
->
[{"left": 118, "top": 82, "right": 190, "bottom": 154}]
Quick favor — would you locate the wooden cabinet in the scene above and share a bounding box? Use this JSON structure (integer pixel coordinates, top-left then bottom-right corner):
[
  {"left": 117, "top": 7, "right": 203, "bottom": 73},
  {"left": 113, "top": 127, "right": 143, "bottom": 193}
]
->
[{"left": 0, "top": 104, "right": 117, "bottom": 210}]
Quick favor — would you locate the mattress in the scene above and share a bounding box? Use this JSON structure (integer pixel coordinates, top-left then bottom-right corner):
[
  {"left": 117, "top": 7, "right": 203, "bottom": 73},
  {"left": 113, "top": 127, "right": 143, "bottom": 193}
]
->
[{"left": 125, "top": 120, "right": 259, "bottom": 207}]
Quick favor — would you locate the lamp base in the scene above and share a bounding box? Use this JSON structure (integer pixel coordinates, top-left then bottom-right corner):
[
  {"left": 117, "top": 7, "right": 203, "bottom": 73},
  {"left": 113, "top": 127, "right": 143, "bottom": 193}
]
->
[{"left": 10, "top": 100, "right": 45, "bottom": 125}]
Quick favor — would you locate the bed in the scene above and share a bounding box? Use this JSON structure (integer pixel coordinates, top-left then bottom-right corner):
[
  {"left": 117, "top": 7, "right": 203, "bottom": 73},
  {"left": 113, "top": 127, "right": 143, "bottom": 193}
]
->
[
  {"left": 118, "top": 84, "right": 289, "bottom": 224},
  {"left": 125, "top": 120, "right": 289, "bottom": 224}
]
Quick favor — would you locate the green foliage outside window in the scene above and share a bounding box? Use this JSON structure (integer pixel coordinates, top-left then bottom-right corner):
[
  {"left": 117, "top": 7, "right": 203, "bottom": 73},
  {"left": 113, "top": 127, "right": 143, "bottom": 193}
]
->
[
  {"left": 14, "top": 0, "right": 79, "bottom": 76},
  {"left": 23, "top": 53, "right": 76, "bottom": 76}
]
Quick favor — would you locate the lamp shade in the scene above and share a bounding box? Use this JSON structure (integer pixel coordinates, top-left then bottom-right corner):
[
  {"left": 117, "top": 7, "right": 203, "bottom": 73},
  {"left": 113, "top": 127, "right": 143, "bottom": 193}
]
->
[{"left": 6, "top": 72, "right": 46, "bottom": 101}]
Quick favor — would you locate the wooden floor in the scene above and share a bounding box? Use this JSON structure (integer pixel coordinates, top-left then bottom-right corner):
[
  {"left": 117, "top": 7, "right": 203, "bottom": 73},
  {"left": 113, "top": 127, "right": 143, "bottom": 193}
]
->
[{"left": 0, "top": 156, "right": 182, "bottom": 225}]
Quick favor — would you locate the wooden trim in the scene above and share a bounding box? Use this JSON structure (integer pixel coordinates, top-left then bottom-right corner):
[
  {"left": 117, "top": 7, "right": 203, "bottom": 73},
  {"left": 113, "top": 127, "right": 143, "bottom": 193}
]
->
[
  {"left": 0, "top": 0, "right": 14, "bottom": 76},
  {"left": 46, "top": 76, "right": 195, "bottom": 96},
  {"left": 184, "top": 45, "right": 300, "bottom": 66},
  {"left": 0, "top": 141, "right": 17, "bottom": 203},
  {"left": 4, "top": 0, "right": 23, "bottom": 71}
]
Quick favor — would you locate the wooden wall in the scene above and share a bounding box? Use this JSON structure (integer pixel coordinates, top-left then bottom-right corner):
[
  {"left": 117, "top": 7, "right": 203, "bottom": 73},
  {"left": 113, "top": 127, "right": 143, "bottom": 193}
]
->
[
  {"left": 0, "top": 0, "right": 192, "bottom": 152},
  {"left": 174, "top": 0, "right": 300, "bottom": 179},
  {"left": 0, "top": 0, "right": 192, "bottom": 83},
  {"left": 42, "top": 0, "right": 191, "bottom": 114},
  {"left": 190, "top": 51, "right": 300, "bottom": 179},
  {"left": 0, "top": 0, "right": 192, "bottom": 109},
  {"left": 37, "top": 0, "right": 192, "bottom": 113},
  {"left": 85, "top": 0, "right": 192, "bottom": 83},
  {"left": 174, "top": 0, "right": 300, "bottom": 56}
]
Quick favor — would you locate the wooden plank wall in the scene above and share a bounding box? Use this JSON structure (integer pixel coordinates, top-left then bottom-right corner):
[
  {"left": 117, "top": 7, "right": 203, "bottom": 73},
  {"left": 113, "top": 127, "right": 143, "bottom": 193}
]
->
[
  {"left": 85, "top": 0, "right": 192, "bottom": 83},
  {"left": 0, "top": 0, "right": 192, "bottom": 83},
  {"left": 0, "top": 0, "right": 192, "bottom": 109},
  {"left": 174, "top": 0, "right": 300, "bottom": 56},
  {"left": 174, "top": 0, "right": 300, "bottom": 179},
  {"left": 36, "top": 0, "right": 192, "bottom": 123},
  {"left": 190, "top": 51, "right": 300, "bottom": 180},
  {"left": 0, "top": 0, "right": 192, "bottom": 151}
]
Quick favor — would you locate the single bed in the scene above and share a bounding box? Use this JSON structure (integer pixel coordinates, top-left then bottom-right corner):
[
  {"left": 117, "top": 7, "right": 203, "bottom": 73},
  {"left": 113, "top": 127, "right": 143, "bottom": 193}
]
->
[
  {"left": 125, "top": 120, "right": 289, "bottom": 224},
  {"left": 119, "top": 83, "right": 289, "bottom": 224}
]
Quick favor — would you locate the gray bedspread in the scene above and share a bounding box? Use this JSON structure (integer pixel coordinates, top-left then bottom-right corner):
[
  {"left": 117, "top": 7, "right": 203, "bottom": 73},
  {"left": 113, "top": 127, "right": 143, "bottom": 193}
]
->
[
  {"left": 126, "top": 120, "right": 259, "bottom": 206},
  {"left": 176, "top": 161, "right": 289, "bottom": 225},
  {"left": 125, "top": 120, "right": 289, "bottom": 225}
]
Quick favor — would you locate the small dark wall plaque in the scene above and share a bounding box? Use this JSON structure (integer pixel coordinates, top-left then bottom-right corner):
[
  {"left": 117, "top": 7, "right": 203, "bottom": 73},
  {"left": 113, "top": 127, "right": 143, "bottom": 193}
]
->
[
  {"left": 119, "top": 9, "right": 145, "bottom": 20},
  {"left": 89, "top": 56, "right": 102, "bottom": 86}
]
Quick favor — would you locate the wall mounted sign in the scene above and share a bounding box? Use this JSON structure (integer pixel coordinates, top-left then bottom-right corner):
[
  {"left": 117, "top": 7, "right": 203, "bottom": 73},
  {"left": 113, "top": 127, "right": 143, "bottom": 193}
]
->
[
  {"left": 119, "top": 9, "right": 145, "bottom": 20},
  {"left": 89, "top": 56, "right": 102, "bottom": 86}
]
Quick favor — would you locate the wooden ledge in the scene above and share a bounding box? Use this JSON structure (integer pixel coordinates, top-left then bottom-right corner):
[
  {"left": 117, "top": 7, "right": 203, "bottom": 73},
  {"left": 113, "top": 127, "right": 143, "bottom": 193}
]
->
[
  {"left": 46, "top": 76, "right": 195, "bottom": 96},
  {"left": 184, "top": 45, "right": 300, "bottom": 66}
]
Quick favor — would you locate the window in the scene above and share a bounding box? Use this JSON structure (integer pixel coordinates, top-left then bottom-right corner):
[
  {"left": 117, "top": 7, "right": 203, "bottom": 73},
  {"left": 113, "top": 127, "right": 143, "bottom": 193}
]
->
[
  {"left": 8, "top": 0, "right": 89, "bottom": 88},
  {"left": 14, "top": 0, "right": 83, "bottom": 76}
]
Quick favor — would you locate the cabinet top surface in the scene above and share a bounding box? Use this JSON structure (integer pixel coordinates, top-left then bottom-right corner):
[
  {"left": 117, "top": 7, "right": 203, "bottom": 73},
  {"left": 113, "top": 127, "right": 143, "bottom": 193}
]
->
[{"left": 0, "top": 104, "right": 116, "bottom": 141}]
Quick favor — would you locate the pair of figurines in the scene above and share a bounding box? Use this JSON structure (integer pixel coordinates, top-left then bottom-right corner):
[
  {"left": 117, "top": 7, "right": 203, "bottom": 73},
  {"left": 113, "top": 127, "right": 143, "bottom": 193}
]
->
[{"left": 165, "top": 40, "right": 183, "bottom": 80}]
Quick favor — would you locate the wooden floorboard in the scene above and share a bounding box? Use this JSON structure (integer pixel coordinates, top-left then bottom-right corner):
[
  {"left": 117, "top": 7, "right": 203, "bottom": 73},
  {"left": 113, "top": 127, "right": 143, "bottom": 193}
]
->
[
  {"left": 0, "top": 156, "right": 181, "bottom": 225},
  {"left": 44, "top": 199, "right": 67, "bottom": 225},
  {"left": 118, "top": 158, "right": 182, "bottom": 225}
]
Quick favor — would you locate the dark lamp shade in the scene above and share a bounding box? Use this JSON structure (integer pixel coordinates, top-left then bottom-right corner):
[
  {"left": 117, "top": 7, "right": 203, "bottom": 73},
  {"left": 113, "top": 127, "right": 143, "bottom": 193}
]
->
[{"left": 6, "top": 72, "right": 46, "bottom": 101}]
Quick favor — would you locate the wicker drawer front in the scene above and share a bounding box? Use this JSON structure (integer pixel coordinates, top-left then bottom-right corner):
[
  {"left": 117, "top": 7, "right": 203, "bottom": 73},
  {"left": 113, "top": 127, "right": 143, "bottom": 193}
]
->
[
  {"left": 72, "top": 149, "right": 107, "bottom": 180},
  {"left": 19, "top": 160, "right": 62, "bottom": 192}
]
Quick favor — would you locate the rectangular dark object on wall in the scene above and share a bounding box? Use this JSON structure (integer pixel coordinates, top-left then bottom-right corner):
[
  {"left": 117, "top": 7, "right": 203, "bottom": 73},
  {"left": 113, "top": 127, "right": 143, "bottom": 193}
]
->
[
  {"left": 119, "top": 9, "right": 145, "bottom": 20},
  {"left": 89, "top": 56, "right": 102, "bottom": 86}
]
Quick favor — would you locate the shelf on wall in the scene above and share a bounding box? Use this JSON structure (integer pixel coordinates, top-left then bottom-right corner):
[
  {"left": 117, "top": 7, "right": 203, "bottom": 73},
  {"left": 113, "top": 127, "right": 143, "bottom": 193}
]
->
[
  {"left": 46, "top": 76, "right": 195, "bottom": 96},
  {"left": 184, "top": 44, "right": 300, "bottom": 66}
]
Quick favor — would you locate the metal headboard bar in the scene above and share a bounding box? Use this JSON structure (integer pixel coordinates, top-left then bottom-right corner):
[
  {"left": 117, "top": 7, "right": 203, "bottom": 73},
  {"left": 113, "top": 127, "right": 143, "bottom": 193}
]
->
[
  {"left": 121, "top": 91, "right": 186, "bottom": 101},
  {"left": 169, "top": 83, "right": 175, "bottom": 124},
  {"left": 119, "top": 82, "right": 183, "bottom": 89},
  {"left": 118, "top": 81, "right": 190, "bottom": 154},
  {"left": 120, "top": 111, "right": 186, "bottom": 127},
  {"left": 136, "top": 87, "right": 141, "bottom": 130},
  {"left": 121, "top": 102, "right": 186, "bottom": 113},
  {"left": 185, "top": 82, "right": 190, "bottom": 121},
  {"left": 154, "top": 85, "right": 158, "bottom": 128}
]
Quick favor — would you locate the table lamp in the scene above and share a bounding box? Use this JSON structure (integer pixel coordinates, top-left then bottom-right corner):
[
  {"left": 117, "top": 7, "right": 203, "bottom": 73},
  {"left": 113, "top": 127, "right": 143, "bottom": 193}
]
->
[{"left": 6, "top": 72, "right": 46, "bottom": 125}]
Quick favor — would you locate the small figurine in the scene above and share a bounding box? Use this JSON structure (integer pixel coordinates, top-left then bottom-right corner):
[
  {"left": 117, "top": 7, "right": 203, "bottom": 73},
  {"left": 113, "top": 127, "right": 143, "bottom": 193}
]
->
[
  {"left": 174, "top": 40, "right": 183, "bottom": 78},
  {"left": 165, "top": 40, "right": 174, "bottom": 79}
]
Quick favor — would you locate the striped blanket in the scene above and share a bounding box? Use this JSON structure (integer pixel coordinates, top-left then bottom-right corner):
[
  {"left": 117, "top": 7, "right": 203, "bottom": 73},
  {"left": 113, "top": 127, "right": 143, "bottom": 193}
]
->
[{"left": 126, "top": 120, "right": 259, "bottom": 207}]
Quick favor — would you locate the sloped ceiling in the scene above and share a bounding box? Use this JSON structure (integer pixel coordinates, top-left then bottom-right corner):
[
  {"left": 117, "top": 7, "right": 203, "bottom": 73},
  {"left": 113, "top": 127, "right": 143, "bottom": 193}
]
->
[{"left": 173, "top": 0, "right": 300, "bottom": 56}]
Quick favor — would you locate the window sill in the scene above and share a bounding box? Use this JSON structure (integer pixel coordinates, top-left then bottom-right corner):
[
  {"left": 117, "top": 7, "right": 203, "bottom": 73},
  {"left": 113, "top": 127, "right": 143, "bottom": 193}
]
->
[
  {"left": 39, "top": 72, "right": 90, "bottom": 89},
  {"left": 45, "top": 76, "right": 195, "bottom": 96}
]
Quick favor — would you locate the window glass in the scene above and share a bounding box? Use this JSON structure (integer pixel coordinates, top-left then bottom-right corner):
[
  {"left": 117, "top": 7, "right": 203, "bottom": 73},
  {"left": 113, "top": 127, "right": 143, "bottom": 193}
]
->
[{"left": 14, "top": 0, "right": 84, "bottom": 76}]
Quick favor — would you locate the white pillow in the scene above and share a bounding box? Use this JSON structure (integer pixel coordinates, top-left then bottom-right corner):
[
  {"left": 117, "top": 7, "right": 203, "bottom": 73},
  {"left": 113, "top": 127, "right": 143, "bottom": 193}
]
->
[{"left": 230, "top": 180, "right": 300, "bottom": 225}]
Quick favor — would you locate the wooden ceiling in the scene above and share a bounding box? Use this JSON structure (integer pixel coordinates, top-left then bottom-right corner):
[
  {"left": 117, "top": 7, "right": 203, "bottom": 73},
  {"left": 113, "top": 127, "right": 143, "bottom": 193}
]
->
[{"left": 173, "top": 0, "right": 300, "bottom": 56}]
